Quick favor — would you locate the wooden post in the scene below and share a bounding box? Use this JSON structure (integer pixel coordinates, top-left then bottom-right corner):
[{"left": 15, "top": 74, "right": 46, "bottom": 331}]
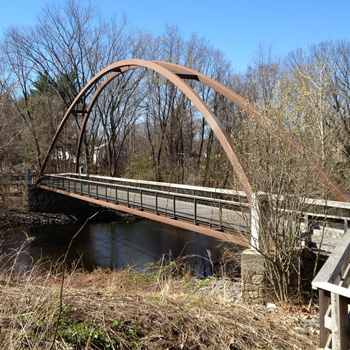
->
[
  {"left": 331, "top": 293, "right": 349, "bottom": 350},
  {"left": 319, "top": 289, "right": 331, "bottom": 348}
]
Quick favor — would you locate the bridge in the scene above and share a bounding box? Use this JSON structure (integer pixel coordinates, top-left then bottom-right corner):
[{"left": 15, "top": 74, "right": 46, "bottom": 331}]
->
[
  {"left": 35, "top": 58, "right": 350, "bottom": 247},
  {"left": 36, "top": 173, "right": 350, "bottom": 252},
  {"left": 33, "top": 59, "right": 350, "bottom": 348}
]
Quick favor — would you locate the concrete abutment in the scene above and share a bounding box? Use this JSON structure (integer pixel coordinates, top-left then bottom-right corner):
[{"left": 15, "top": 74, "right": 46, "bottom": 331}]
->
[{"left": 25, "top": 186, "right": 133, "bottom": 221}]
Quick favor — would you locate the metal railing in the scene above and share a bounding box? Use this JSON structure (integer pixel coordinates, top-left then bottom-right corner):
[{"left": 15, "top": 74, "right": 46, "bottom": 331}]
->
[
  {"left": 56, "top": 173, "right": 350, "bottom": 227},
  {"left": 312, "top": 229, "right": 350, "bottom": 350},
  {"left": 38, "top": 174, "right": 250, "bottom": 233},
  {"left": 61, "top": 173, "right": 249, "bottom": 203}
]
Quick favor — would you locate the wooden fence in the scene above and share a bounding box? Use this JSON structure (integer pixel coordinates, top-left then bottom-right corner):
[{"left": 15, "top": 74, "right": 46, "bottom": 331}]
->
[{"left": 312, "top": 229, "right": 350, "bottom": 349}]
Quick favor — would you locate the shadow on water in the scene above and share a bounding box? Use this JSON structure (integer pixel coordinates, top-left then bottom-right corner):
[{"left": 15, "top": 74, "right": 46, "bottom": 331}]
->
[{"left": 0, "top": 219, "right": 236, "bottom": 277}]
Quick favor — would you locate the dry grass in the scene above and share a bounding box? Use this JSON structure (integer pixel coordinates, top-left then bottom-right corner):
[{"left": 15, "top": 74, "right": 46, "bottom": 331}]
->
[{"left": 0, "top": 245, "right": 319, "bottom": 350}]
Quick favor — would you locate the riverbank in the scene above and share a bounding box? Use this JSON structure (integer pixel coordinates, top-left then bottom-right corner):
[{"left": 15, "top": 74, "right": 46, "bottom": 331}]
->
[
  {"left": 0, "top": 208, "right": 78, "bottom": 229},
  {"left": 0, "top": 195, "right": 137, "bottom": 230},
  {"left": 0, "top": 262, "right": 319, "bottom": 349}
]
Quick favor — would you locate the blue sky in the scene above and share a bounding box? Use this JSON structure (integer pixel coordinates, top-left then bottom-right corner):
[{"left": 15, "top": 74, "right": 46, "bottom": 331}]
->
[{"left": 1, "top": 0, "right": 349, "bottom": 73}]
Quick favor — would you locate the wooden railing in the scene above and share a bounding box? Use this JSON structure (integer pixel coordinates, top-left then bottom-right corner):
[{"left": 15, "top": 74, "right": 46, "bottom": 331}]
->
[
  {"left": 0, "top": 171, "right": 37, "bottom": 193},
  {"left": 312, "top": 229, "right": 350, "bottom": 349}
]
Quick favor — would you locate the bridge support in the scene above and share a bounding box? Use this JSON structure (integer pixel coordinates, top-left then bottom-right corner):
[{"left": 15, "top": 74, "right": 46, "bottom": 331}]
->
[
  {"left": 241, "top": 249, "right": 266, "bottom": 305},
  {"left": 28, "top": 186, "right": 78, "bottom": 213}
]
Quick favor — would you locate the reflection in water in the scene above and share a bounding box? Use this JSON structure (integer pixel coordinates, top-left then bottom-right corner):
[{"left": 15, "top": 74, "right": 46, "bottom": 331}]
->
[{"left": 0, "top": 219, "right": 224, "bottom": 276}]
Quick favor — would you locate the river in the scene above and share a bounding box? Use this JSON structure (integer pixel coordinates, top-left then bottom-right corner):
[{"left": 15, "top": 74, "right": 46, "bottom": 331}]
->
[{"left": 0, "top": 219, "right": 229, "bottom": 276}]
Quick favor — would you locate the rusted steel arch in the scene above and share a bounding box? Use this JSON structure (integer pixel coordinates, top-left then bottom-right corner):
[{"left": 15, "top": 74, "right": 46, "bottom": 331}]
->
[
  {"left": 41, "top": 59, "right": 350, "bottom": 202},
  {"left": 41, "top": 59, "right": 254, "bottom": 200},
  {"left": 155, "top": 62, "right": 350, "bottom": 203},
  {"left": 78, "top": 60, "right": 350, "bottom": 202}
]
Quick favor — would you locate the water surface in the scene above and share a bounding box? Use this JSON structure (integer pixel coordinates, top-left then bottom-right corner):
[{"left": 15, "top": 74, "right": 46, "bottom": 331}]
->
[{"left": 0, "top": 219, "right": 225, "bottom": 276}]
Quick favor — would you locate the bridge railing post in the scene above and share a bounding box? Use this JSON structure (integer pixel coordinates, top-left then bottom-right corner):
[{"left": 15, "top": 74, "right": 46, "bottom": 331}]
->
[
  {"left": 250, "top": 192, "right": 260, "bottom": 250},
  {"left": 155, "top": 192, "right": 159, "bottom": 214},
  {"left": 219, "top": 202, "right": 222, "bottom": 230},
  {"left": 194, "top": 198, "right": 197, "bottom": 224},
  {"left": 173, "top": 194, "right": 176, "bottom": 219},
  {"left": 140, "top": 189, "right": 143, "bottom": 210}
]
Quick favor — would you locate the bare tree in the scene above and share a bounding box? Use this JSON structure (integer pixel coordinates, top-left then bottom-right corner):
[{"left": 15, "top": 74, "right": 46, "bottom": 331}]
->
[
  {"left": 1, "top": 0, "right": 135, "bottom": 172},
  {"left": 0, "top": 58, "right": 21, "bottom": 171},
  {"left": 288, "top": 41, "right": 350, "bottom": 192}
]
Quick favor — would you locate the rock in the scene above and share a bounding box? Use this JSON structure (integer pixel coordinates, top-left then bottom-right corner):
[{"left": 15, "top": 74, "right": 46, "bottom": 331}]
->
[
  {"left": 295, "top": 326, "right": 309, "bottom": 335},
  {"left": 266, "top": 303, "right": 277, "bottom": 309},
  {"left": 194, "top": 277, "right": 242, "bottom": 303},
  {"left": 252, "top": 274, "right": 264, "bottom": 284}
]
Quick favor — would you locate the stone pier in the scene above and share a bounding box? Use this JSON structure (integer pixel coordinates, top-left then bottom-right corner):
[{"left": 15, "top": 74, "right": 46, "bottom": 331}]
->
[{"left": 241, "top": 249, "right": 265, "bottom": 305}]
